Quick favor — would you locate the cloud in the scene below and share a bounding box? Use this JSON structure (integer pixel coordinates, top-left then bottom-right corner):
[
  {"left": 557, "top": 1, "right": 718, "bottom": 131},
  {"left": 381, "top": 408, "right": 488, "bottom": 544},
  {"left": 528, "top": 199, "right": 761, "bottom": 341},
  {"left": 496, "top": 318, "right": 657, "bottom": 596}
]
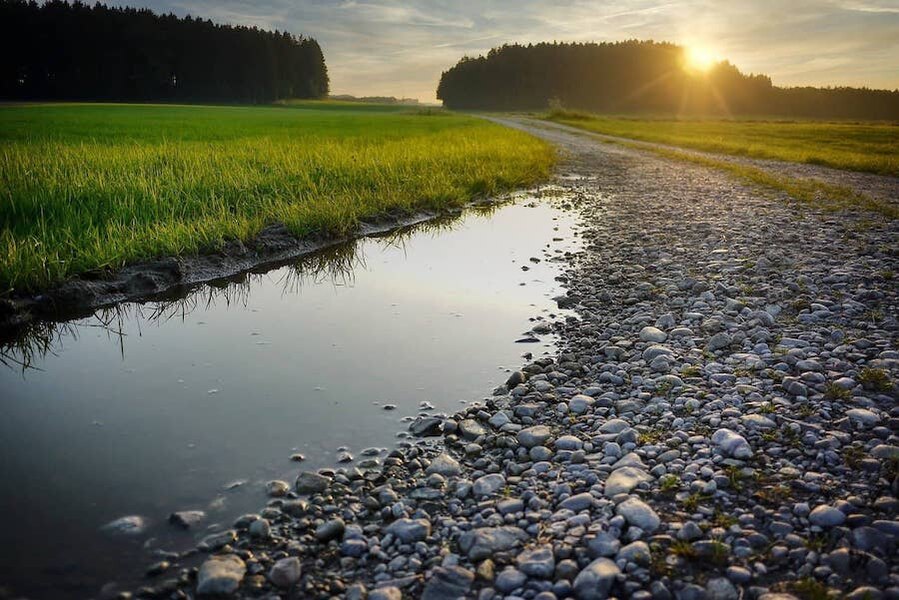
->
[{"left": 99, "top": 0, "right": 899, "bottom": 102}]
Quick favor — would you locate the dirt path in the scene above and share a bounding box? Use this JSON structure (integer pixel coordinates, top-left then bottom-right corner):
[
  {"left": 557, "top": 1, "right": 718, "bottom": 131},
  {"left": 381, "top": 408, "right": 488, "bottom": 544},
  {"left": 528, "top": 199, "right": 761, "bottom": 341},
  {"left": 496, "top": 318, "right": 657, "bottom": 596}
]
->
[{"left": 492, "top": 116, "right": 899, "bottom": 207}]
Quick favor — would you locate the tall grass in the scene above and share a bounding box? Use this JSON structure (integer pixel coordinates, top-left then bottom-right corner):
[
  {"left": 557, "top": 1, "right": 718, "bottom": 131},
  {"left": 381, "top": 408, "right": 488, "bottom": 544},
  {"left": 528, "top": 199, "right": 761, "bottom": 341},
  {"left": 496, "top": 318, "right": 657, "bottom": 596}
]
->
[
  {"left": 0, "top": 103, "right": 553, "bottom": 293},
  {"left": 545, "top": 110, "right": 898, "bottom": 176}
]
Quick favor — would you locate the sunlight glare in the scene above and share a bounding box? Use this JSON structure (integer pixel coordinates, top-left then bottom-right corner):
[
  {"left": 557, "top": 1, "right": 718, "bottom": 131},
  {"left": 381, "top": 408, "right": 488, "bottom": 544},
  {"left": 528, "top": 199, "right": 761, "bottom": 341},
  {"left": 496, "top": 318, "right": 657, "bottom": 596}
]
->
[{"left": 685, "top": 45, "right": 718, "bottom": 73}]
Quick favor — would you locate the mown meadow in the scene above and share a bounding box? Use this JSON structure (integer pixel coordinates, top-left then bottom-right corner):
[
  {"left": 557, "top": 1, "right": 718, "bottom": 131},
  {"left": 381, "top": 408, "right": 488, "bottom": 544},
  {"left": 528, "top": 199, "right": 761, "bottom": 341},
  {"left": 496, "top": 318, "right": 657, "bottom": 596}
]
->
[
  {"left": 0, "top": 102, "right": 553, "bottom": 293},
  {"left": 546, "top": 111, "right": 898, "bottom": 177}
]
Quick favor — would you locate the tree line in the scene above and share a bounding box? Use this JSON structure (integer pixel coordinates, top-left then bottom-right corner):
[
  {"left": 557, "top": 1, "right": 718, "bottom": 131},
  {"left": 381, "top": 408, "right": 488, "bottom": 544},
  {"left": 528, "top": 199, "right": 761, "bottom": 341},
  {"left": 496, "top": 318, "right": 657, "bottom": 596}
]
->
[
  {"left": 437, "top": 40, "right": 899, "bottom": 120},
  {"left": 0, "top": 0, "right": 329, "bottom": 103}
]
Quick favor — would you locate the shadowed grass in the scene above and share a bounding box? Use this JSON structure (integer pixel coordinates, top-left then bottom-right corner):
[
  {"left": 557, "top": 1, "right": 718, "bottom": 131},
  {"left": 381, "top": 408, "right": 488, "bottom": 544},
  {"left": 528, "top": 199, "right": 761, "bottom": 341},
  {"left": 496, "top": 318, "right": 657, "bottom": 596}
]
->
[
  {"left": 0, "top": 103, "right": 553, "bottom": 293},
  {"left": 546, "top": 110, "right": 899, "bottom": 177}
]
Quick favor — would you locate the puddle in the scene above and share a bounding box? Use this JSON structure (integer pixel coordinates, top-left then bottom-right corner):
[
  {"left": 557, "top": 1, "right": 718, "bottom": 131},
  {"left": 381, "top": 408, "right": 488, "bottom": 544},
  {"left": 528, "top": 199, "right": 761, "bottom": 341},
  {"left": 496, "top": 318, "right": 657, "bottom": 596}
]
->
[{"left": 0, "top": 197, "right": 581, "bottom": 598}]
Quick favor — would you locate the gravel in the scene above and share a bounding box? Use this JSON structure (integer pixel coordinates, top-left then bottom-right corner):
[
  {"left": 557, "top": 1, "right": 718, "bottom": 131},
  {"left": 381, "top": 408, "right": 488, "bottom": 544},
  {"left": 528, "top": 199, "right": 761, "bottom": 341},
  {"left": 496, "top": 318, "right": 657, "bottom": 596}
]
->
[{"left": 129, "top": 115, "right": 898, "bottom": 599}]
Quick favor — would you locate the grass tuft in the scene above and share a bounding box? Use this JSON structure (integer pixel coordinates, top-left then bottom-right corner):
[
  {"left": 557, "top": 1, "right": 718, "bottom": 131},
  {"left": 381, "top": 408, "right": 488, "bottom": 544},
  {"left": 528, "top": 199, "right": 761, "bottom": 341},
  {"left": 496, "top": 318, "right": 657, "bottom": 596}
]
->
[{"left": 858, "top": 367, "right": 892, "bottom": 392}]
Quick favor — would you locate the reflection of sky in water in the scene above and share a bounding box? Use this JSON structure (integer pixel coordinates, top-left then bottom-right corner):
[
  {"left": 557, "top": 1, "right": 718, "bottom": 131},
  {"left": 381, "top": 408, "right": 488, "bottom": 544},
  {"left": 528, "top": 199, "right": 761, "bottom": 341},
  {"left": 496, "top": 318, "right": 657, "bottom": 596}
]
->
[{"left": 0, "top": 199, "right": 581, "bottom": 598}]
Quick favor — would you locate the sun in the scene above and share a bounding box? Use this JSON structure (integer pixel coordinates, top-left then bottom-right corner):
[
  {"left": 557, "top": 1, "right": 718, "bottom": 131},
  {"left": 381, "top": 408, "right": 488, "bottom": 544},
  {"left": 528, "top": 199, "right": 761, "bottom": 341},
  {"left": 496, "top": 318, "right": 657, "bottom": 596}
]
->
[{"left": 684, "top": 45, "right": 718, "bottom": 73}]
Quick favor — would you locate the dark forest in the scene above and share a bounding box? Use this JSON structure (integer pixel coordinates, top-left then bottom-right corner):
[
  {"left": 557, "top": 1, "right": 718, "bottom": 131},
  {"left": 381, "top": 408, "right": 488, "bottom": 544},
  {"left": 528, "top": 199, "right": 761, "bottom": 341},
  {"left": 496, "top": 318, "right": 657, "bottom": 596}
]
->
[
  {"left": 0, "top": 0, "right": 329, "bottom": 103},
  {"left": 437, "top": 41, "right": 899, "bottom": 120}
]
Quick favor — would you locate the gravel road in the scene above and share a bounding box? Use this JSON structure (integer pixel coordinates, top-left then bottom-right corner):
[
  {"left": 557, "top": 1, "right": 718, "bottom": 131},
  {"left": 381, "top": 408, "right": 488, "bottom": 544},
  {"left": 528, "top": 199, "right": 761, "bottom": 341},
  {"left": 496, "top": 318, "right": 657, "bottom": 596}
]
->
[
  {"left": 500, "top": 117, "right": 899, "bottom": 207},
  {"left": 131, "top": 117, "right": 898, "bottom": 600}
]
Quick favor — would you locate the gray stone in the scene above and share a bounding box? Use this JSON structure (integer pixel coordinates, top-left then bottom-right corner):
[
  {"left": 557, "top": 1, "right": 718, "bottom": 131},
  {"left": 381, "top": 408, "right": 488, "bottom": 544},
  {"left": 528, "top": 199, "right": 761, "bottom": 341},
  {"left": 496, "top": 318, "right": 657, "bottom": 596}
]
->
[
  {"left": 617, "top": 541, "right": 651, "bottom": 564},
  {"left": 615, "top": 497, "right": 660, "bottom": 533},
  {"left": 530, "top": 446, "right": 553, "bottom": 461},
  {"left": 489, "top": 411, "right": 511, "bottom": 429},
  {"left": 741, "top": 414, "right": 776, "bottom": 429},
  {"left": 459, "top": 419, "right": 488, "bottom": 440},
  {"left": 268, "top": 557, "right": 301, "bottom": 588},
  {"left": 169, "top": 510, "right": 205, "bottom": 529},
  {"left": 100, "top": 515, "right": 147, "bottom": 536},
  {"left": 265, "top": 480, "right": 290, "bottom": 497},
  {"left": 249, "top": 518, "right": 270, "bottom": 538},
  {"left": 473, "top": 473, "right": 506, "bottom": 497},
  {"left": 569, "top": 394, "right": 595, "bottom": 414},
  {"left": 422, "top": 566, "right": 474, "bottom": 600},
  {"left": 197, "top": 555, "right": 246, "bottom": 595},
  {"left": 711, "top": 428, "right": 752, "bottom": 459},
  {"left": 705, "top": 577, "right": 738, "bottom": 600},
  {"left": 315, "top": 518, "right": 345, "bottom": 542},
  {"left": 560, "top": 492, "right": 595, "bottom": 512},
  {"left": 640, "top": 326, "right": 667, "bottom": 342},
  {"left": 846, "top": 409, "right": 880, "bottom": 427},
  {"left": 497, "top": 498, "right": 525, "bottom": 514},
  {"left": 642, "top": 345, "right": 673, "bottom": 362},
  {"left": 458, "top": 526, "right": 528, "bottom": 561},
  {"left": 605, "top": 467, "right": 652, "bottom": 497},
  {"left": 295, "top": 471, "right": 329, "bottom": 494},
  {"left": 809, "top": 505, "right": 845, "bottom": 527},
  {"left": 410, "top": 416, "right": 444, "bottom": 437},
  {"left": 516, "top": 544, "right": 555, "bottom": 578},
  {"left": 506, "top": 371, "right": 526, "bottom": 387},
  {"left": 495, "top": 568, "right": 527, "bottom": 593},
  {"left": 198, "top": 530, "right": 237, "bottom": 551},
  {"left": 518, "top": 425, "right": 552, "bottom": 448},
  {"left": 386, "top": 518, "right": 431, "bottom": 543},
  {"left": 555, "top": 435, "right": 583, "bottom": 450},
  {"left": 677, "top": 521, "right": 703, "bottom": 541},
  {"left": 707, "top": 332, "right": 732, "bottom": 351},
  {"left": 427, "top": 453, "right": 461, "bottom": 477},
  {"left": 572, "top": 558, "right": 620, "bottom": 600},
  {"left": 341, "top": 538, "right": 367, "bottom": 557},
  {"left": 871, "top": 445, "right": 899, "bottom": 460},
  {"left": 369, "top": 587, "right": 402, "bottom": 600},
  {"left": 587, "top": 532, "right": 620, "bottom": 557},
  {"left": 598, "top": 419, "right": 629, "bottom": 434}
]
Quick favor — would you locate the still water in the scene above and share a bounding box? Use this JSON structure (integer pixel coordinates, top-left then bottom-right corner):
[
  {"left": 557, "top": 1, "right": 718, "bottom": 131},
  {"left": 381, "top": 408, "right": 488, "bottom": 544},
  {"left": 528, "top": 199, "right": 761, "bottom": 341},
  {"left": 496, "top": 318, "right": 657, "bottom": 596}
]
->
[{"left": 0, "top": 197, "right": 580, "bottom": 598}]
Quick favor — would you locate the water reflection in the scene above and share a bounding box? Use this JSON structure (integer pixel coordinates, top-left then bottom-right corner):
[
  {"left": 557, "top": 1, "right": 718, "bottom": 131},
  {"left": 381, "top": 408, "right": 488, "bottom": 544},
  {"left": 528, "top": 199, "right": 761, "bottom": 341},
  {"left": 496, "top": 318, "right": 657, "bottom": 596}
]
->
[{"left": 0, "top": 204, "right": 499, "bottom": 373}]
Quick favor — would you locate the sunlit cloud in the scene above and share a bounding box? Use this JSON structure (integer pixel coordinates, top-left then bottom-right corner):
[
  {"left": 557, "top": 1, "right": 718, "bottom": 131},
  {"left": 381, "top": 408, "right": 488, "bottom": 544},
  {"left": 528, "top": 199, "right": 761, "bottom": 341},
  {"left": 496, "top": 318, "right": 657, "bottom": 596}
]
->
[{"left": 100, "top": 0, "right": 899, "bottom": 102}]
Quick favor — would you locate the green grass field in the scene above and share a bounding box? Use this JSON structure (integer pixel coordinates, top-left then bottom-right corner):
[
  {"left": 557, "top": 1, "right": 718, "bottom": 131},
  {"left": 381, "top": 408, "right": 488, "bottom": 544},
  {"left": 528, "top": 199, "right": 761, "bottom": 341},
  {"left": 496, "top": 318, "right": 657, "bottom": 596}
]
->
[
  {"left": 546, "top": 111, "right": 898, "bottom": 177},
  {"left": 0, "top": 102, "right": 553, "bottom": 293}
]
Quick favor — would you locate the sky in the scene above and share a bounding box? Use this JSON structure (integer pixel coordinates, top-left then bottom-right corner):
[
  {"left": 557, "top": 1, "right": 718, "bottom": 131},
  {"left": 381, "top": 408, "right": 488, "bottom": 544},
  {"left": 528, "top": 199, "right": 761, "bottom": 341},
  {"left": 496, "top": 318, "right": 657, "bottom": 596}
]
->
[{"left": 102, "top": 0, "right": 899, "bottom": 103}]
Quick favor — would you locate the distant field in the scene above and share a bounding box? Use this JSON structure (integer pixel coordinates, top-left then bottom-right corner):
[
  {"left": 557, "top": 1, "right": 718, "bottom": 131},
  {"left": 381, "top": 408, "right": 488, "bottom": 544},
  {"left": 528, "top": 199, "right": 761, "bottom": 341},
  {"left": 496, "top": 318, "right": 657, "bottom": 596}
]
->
[
  {"left": 0, "top": 102, "right": 552, "bottom": 292},
  {"left": 546, "top": 111, "right": 898, "bottom": 177}
]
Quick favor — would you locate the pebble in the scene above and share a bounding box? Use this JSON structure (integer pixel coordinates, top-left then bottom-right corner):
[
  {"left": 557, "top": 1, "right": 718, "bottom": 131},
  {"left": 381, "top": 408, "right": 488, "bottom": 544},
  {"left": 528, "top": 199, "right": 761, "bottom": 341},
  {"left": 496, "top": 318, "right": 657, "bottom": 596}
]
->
[
  {"left": 315, "top": 518, "right": 345, "bottom": 542},
  {"left": 295, "top": 471, "right": 329, "bottom": 494},
  {"left": 809, "top": 505, "right": 846, "bottom": 527},
  {"left": 573, "top": 558, "right": 620, "bottom": 600},
  {"left": 473, "top": 473, "right": 506, "bottom": 497},
  {"left": 517, "top": 425, "right": 552, "bottom": 448},
  {"left": 197, "top": 555, "right": 246, "bottom": 595},
  {"left": 385, "top": 518, "right": 431, "bottom": 543},
  {"left": 516, "top": 545, "right": 555, "bottom": 578},
  {"left": 616, "top": 497, "right": 660, "bottom": 533},
  {"left": 427, "top": 453, "right": 461, "bottom": 476},
  {"left": 168, "top": 510, "right": 205, "bottom": 529},
  {"left": 711, "top": 428, "right": 753, "bottom": 459},
  {"left": 265, "top": 480, "right": 290, "bottom": 497},
  {"left": 100, "top": 515, "right": 146, "bottom": 536},
  {"left": 268, "top": 557, "right": 301, "bottom": 588}
]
